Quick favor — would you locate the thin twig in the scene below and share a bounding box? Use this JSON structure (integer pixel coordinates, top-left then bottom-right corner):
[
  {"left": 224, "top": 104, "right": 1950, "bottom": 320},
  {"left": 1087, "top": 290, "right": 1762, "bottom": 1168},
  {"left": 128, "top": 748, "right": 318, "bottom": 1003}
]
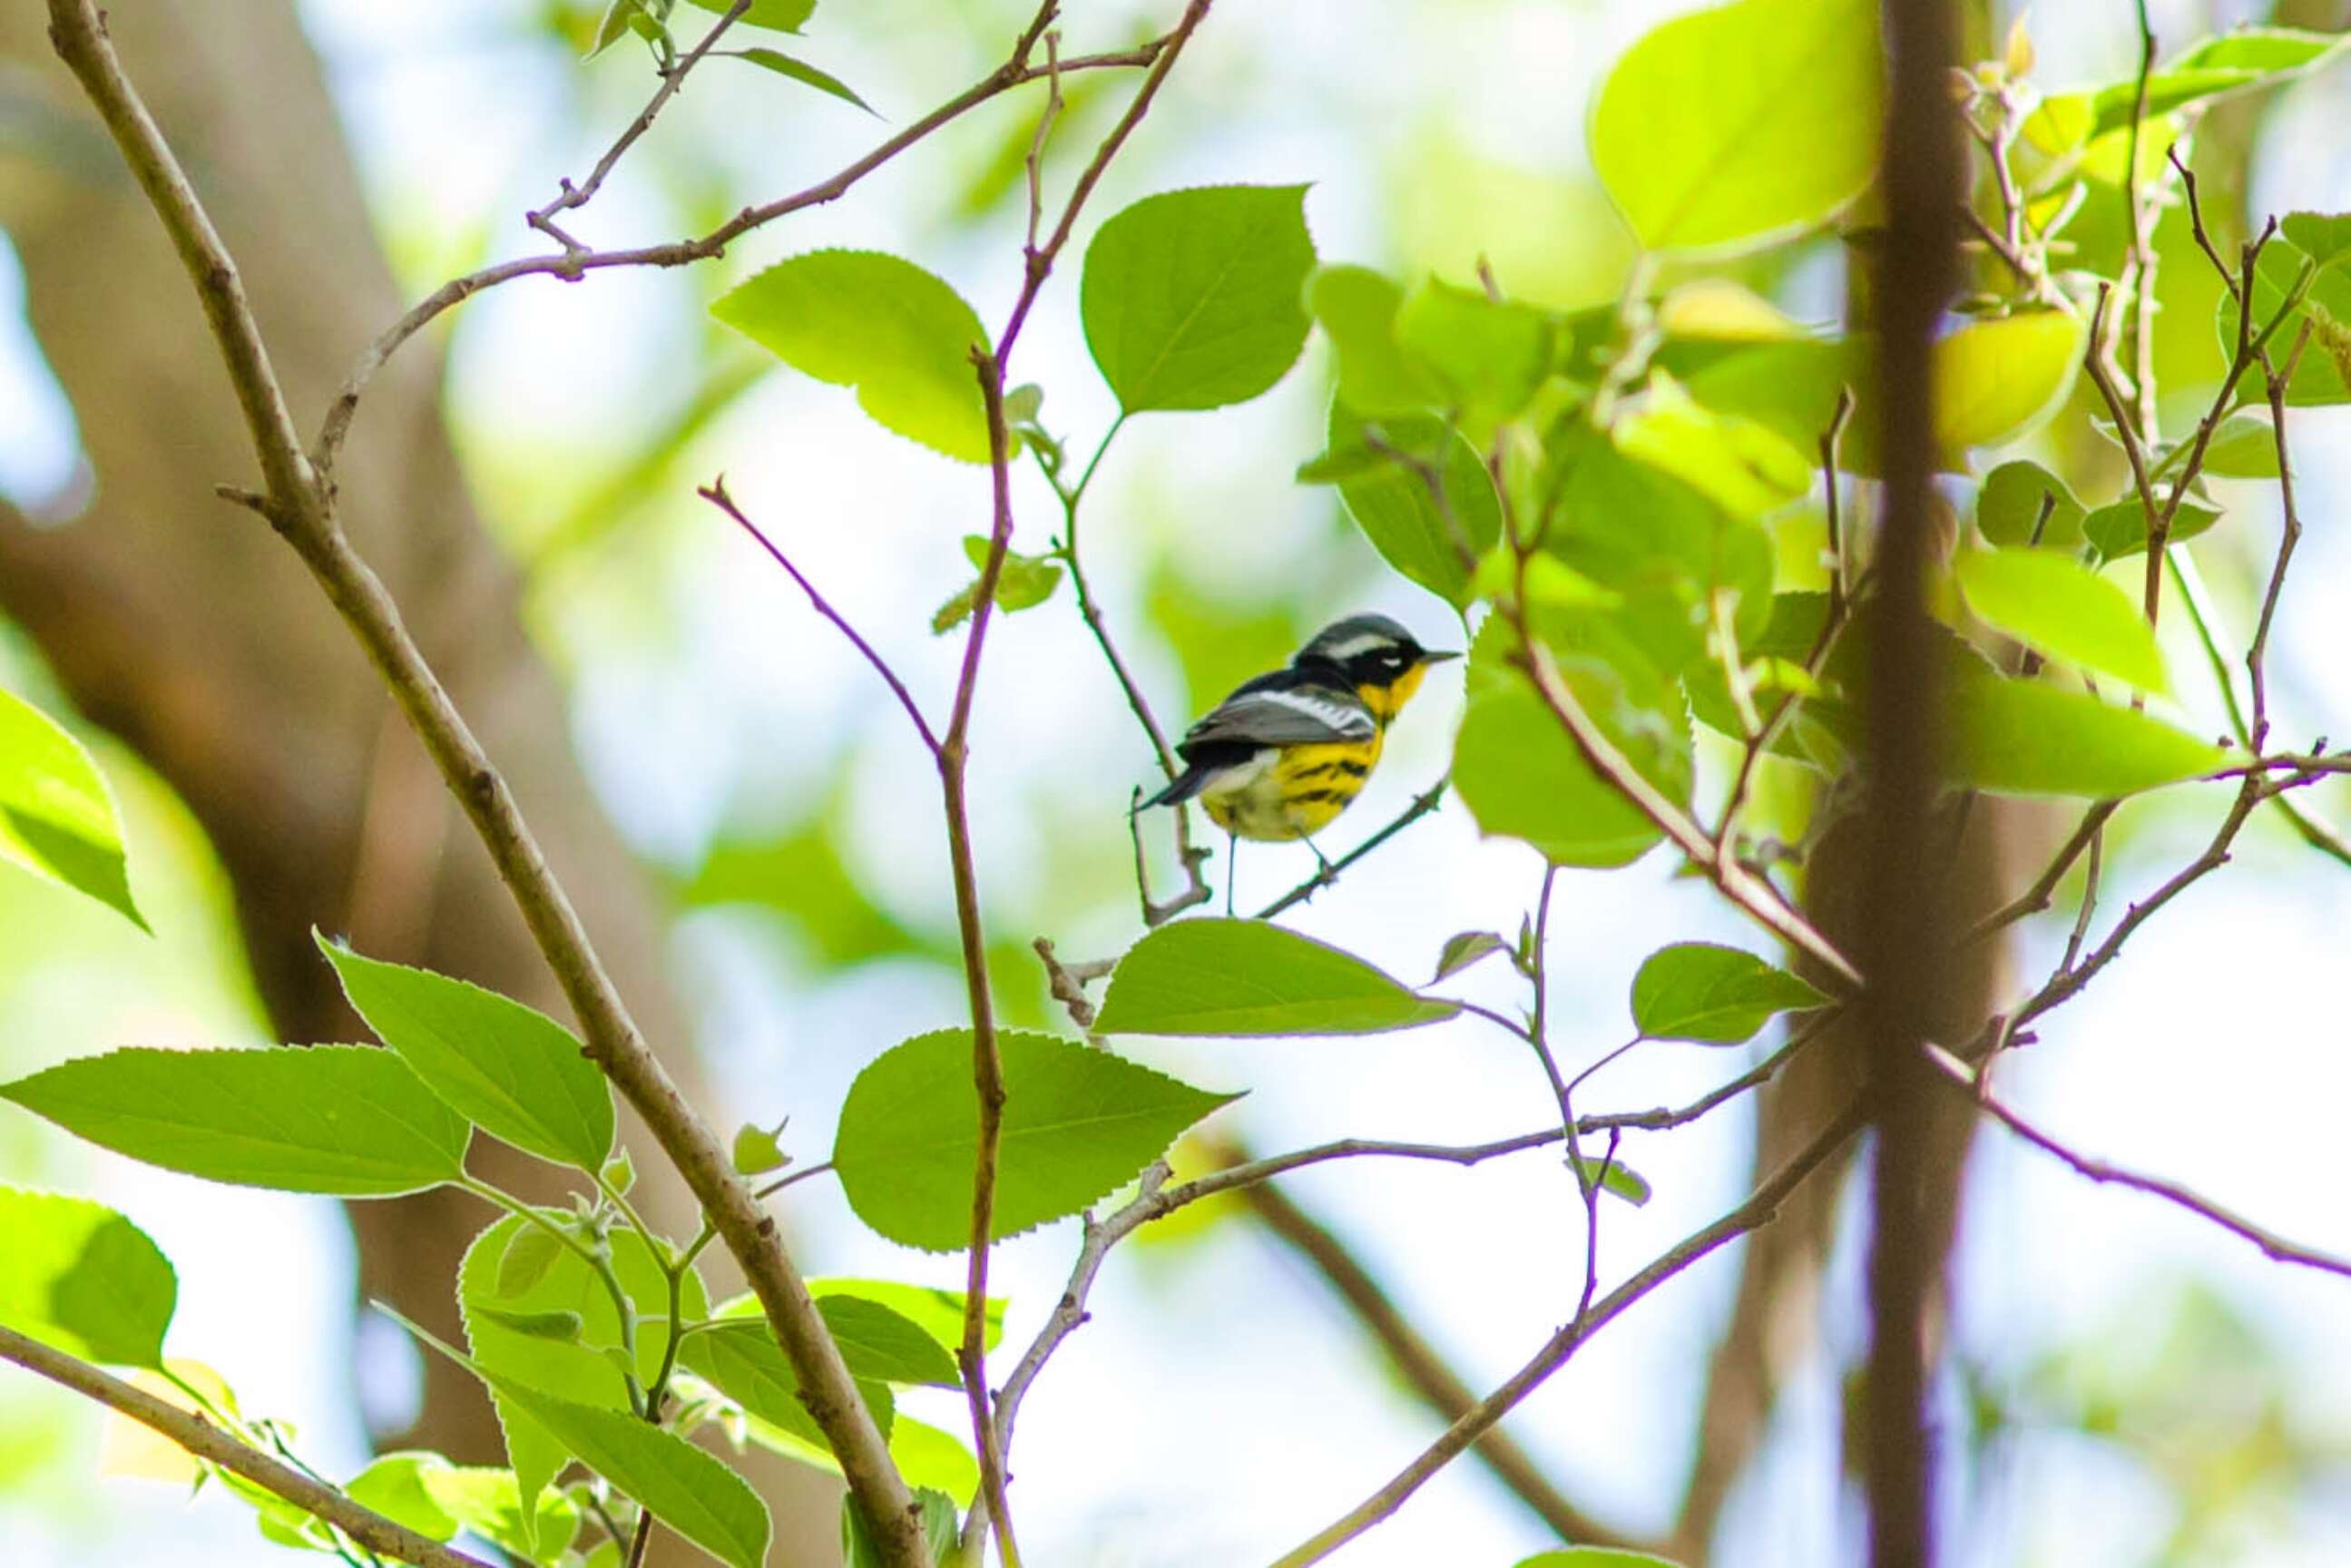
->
[
  {"left": 698, "top": 479, "right": 940, "bottom": 755},
  {"left": 1254, "top": 777, "right": 1450, "bottom": 919},
  {"left": 313, "top": 36, "right": 1171, "bottom": 468},
  {"left": 1924, "top": 1044, "right": 2351, "bottom": 1279},
  {"left": 39, "top": 5, "right": 925, "bottom": 1559},
  {"left": 0, "top": 1328, "right": 492, "bottom": 1568},
  {"left": 2248, "top": 321, "right": 2313, "bottom": 749},
  {"left": 529, "top": 0, "right": 753, "bottom": 244},
  {"left": 1266, "top": 1098, "right": 1868, "bottom": 1567},
  {"left": 2121, "top": 0, "right": 2160, "bottom": 443}
]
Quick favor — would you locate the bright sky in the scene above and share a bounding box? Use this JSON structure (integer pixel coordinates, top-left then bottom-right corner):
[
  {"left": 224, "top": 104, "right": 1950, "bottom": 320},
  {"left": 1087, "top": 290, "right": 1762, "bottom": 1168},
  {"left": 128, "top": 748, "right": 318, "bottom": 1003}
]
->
[{"left": 5, "top": 2, "right": 2351, "bottom": 1565}]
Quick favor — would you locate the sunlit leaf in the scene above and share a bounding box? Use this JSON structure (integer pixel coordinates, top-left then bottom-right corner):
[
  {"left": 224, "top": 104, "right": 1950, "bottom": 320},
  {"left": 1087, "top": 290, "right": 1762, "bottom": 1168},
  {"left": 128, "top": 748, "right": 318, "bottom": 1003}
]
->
[
  {"left": 833, "top": 1030, "right": 1236, "bottom": 1250},
  {"left": 344, "top": 1453, "right": 461, "bottom": 1544},
  {"left": 806, "top": 1279, "right": 1005, "bottom": 1356},
  {"left": 0, "top": 1189, "right": 175, "bottom": 1367},
  {"left": 679, "top": 1319, "right": 894, "bottom": 1446},
  {"left": 1933, "top": 310, "right": 2084, "bottom": 455},
  {"left": 1309, "top": 265, "right": 1436, "bottom": 416},
  {"left": 1430, "top": 930, "right": 1509, "bottom": 985},
  {"left": 1097, "top": 919, "right": 1461, "bottom": 1036},
  {"left": 1392, "top": 277, "right": 1554, "bottom": 421},
  {"left": 713, "top": 250, "right": 992, "bottom": 461},
  {"left": 0, "top": 687, "right": 144, "bottom": 930},
  {"left": 682, "top": 0, "right": 815, "bottom": 34},
  {"left": 418, "top": 1466, "right": 581, "bottom": 1563},
  {"left": 1081, "top": 185, "right": 1316, "bottom": 413},
  {"left": 1592, "top": 0, "right": 1882, "bottom": 251},
  {"left": 1956, "top": 547, "right": 2167, "bottom": 691},
  {"left": 0, "top": 1046, "right": 468, "bottom": 1197},
  {"left": 1612, "top": 372, "right": 1813, "bottom": 517},
  {"left": 726, "top": 47, "right": 873, "bottom": 113},
  {"left": 318, "top": 935, "right": 614, "bottom": 1172},
  {"left": 1945, "top": 679, "right": 2229, "bottom": 797},
  {"left": 1629, "top": 943, "right": 1823, "bottom": 1044}
]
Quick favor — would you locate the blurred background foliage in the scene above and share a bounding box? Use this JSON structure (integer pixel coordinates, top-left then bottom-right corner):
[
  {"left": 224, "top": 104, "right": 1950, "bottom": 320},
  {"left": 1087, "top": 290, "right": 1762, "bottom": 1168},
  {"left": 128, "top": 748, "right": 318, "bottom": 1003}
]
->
[{"left": 4, "top": 0, "right": 2351, "bottom": 1564}]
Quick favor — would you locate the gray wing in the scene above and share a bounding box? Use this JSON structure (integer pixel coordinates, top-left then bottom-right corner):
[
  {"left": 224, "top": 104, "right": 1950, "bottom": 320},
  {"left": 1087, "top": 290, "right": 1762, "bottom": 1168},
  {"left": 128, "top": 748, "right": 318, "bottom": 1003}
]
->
[{"left": 1182, "top": 685, "right": 1376, "bottom": 749}]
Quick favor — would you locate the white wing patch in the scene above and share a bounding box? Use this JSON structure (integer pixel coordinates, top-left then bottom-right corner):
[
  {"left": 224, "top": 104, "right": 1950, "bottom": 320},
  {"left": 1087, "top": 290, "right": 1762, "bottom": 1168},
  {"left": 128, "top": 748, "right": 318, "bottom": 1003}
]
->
[{"left": 1253, "top": 688, "right": 1376, "bottom": 739}]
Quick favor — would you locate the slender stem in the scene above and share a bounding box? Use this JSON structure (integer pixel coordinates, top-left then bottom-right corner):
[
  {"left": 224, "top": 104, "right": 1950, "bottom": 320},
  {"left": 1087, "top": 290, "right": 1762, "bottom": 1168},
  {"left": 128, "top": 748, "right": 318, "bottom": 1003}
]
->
[
  {"left": 2248, "top": 323, "right": 2313, "bottom": 749},
  {"left": 1266, "top": 1098, "right": 1867, "bottom": 1567},
  {"left": 460, "top": 1177, "right": 646, "bottom": 1416},
  {"left": 700, "top": 480, "right": 940, "bottom": 754},
  {"left": 1924, "top": 1044, "right": 2351, "bottom": 1279},
  {"left": 2121, "top": 0, "right": 2160, "bottom": 443},
  {"left": 0, "top": 1328, "right": 493, "bottom": 1568}
]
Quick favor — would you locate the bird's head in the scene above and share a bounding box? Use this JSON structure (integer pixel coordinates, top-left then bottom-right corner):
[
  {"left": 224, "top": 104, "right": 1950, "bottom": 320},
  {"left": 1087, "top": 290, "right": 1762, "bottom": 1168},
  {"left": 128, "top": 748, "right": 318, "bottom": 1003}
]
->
[{"left": 1296, "top": 613, "right": 1460, "bottom": 725}]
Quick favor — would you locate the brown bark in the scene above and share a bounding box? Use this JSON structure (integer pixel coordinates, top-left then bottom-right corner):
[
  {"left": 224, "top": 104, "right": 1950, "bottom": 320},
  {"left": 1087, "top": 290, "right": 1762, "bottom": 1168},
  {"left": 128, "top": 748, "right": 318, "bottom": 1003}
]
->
[{"left": 0, "top": 3, "right": 835, "bottom": 1558}]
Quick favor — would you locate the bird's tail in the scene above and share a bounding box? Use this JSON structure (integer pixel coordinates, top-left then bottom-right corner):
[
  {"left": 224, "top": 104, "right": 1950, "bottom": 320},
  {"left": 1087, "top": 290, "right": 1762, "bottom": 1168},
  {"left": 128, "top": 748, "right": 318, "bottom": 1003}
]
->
[{"left": 1137, "top": 762, "right": 1213, "bottom": 810}]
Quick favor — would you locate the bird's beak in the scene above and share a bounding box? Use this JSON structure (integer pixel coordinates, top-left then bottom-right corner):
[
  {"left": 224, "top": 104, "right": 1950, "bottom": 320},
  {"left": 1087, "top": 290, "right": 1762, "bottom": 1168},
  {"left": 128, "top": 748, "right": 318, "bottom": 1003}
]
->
[{"left": 1421, "top": 650, "right": 1462, "bottom": 665}]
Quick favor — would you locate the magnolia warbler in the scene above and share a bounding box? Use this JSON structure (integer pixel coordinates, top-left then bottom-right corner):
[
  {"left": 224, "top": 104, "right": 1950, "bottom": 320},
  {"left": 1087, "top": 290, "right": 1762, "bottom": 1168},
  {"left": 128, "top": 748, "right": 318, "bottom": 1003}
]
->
[{"left": 1141, "top": 613, "right": 1458, "bottom": 912}]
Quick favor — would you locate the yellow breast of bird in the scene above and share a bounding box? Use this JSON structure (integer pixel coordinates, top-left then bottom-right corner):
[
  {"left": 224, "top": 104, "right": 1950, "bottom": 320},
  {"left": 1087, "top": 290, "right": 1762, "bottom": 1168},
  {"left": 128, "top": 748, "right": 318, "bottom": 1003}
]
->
[{"left": 1200, "top": 734, "right": 1384, "bottom": 842}]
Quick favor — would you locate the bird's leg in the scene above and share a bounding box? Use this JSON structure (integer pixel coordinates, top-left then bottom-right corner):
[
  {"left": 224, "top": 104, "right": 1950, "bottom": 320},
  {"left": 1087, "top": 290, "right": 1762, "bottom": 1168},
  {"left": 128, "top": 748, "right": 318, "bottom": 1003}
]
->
[
  {"left": 1307, "top": 837, "right": 1335, "bottom": 879},
  {"left": 1225, "top": 831, "right": 1239, "bottom": 917}
]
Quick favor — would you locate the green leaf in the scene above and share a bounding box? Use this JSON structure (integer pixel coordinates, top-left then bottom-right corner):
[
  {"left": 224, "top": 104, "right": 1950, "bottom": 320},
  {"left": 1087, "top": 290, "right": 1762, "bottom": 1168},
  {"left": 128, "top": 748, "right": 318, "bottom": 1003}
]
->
[
  {"left": 417, "top": 1466, "right": 581, "bottom": 1563},
  {"left": 2081, "top": 497, "right": 2219, "bottom": 562},
  {"left": 844, "top": 1486, "right": 959, "bottom": 1568},
  {"left": 713, "top": 250, "right": 992, "bottom": 461},
  {"left": 0, "top": 1045, "right": 468, "bottom": 1196},
  {"left": 487, "top": 1379, "right": 769, "bottom": 1568},
  {"left": 588, "top": 0, "right": 641, "bottom": 58},
  {"left": 2062, "top": 28, "right": 2349, "bottom": 142},
  {"left": 475, "top": 1307, "right": 585, "bottom": 1342},
  {"left": 600, "top": 1150, "right": 634, "bottom": 1196},
  {"left": 1629, "top": 943, "right": 1825, "bottom": 1044},
  {"left": 1453, "top": 626, "right": 1694, "bottom": 867},
  {"left": 494, "top": 1225, "right": 567, "bottom": 1299},
  {"left": 1309, "top": 265, "right": 1436, "bottom": 416},
  {"left": 1431, "top": 931, "right": 1509, "bottom": 985},
  {"left": 1081, "top": 184, "right": 1317, "bottom": 413},
  {"left": 814, "top": 1294, "right": 962, "bottom": 1388},
  {"left": 1096, "top": 919, "right": 1461, "bottom": 1037},
  {"left": 1318, "top": 406, "right": 1503, "bottom": 606},
  {"left": 345, "top": 1453, "right": 461, "bottom": 1543},
  {"left": 740, "top": 1406, "right": 980, "bottom": 1507},
  {"left": 0, "top": 687, "right": 145, "bottom": 930},
  {"left": 727, "top": 48, "right": 872, "bottom": 113},
  {"left": 1975, "top": 459, "right": 2087, "bottom": 550},
  {"left": 2281, "top": 211, "right": 2351, "bottom": 272},
  {"left": 1392, "top": 278, "right": 1554, "bottom": 421},
  {"left": 1956, "top": 547, "right": 2167, "bottom": 692},
  {"left": 1517, "top": 1550, "right": 1692, "bottom": 1568},
  {"left": 2220, "top": 240, "right": 2351, "bottom": 407},
  {"left": 1592, "top": 0, "right": 1882, "bottom": 251},
  {"left": 731, "top": 1122, "right": 789, "bottom": 1176},
  {"left": 318, "top": 935, "right": 614, "bottom": 1172},
  {"left": 807, "top": 1279, "right": 1005, "bottom": 1356},
  {"left": 458, "top": 1212, "right": 707, "bottom": 1541},
  {"left": 932, "top": 535, "right": 1064, "bottom": 633},
  {"left": 677, "top": 1319, "right": 893, "bottom": 1446},
  {"left": 682, "top": 0, "right": 815, "bottom": 34},
  {"left": 2174, "top": 411, "right": 2281, "bottom": 479},
  {"left": 1595, "top": 1160, "right": 1651, "bottom": 1207},
  {"left": 1946, "top": 679, "right": 2230, "bottom": 797},
  {"left": 1933, "top": 310, "right": 2084, "bottom": 454},
  {"left": 832, "top": 1029, "right": 1236, "bottom": 1251},
  {"left": 0, "top": 1189, "right": 175, "bottom": 1367},
  {"left": 1612, "top": 372, "right": 1813, "bottom": 518}
]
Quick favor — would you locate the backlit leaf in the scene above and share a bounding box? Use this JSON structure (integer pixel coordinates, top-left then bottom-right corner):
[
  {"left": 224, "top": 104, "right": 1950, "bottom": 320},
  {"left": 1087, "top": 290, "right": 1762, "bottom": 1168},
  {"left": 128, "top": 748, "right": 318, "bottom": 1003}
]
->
[
  {"left": 1592, "top": 0, "right": 1883, "bottom": 251},
  {"left": 1630, "top": 943, "right": 1824, "bottom": 1044},
  {"left": 1099, "top": 919, "right": 1460, "bottom": 1036},
  {"left": 1933, "top": 310, "right": 2083, "bottom": 455},
  {"left": 0, "top": 1189, "right": 175, "bottom": 1367},
  {"left": 1309, "top": 265, "right": 1436, "bottom": 416},
  {"left": 0, "top": 687, "right": 144, "bottom": 930},
  {"left": 1946, "top": 680, "right": 2229, "bottom": 797},
  {"left": 728, "top": 48, "right": 872, "bottom": 113},
  {"left": 318, "top": 935, "right": 614, "bottom": 1172},
  {"left": 1081, "top": 185, "right": 1316, "bottom": 413},
  {"left": 1393, "top": 277, "right": 1554, "bottom": 421},
  {"left": 833, "top": 1030, "right": 1235, "bottom": 1250},
  {"left": 714, "top": 250, "right": 991, "bottom": 461},
  {"left": 0, "top": 1046, "right": 468, "bottom": 1197},
  {"left": 681, "top": 0, "right": 814, "bottom": 34},
  {"left": 679, "top": 1319, "right": 894, "bottom": 1447},
  {"left": 1956, "top": 547, "right": 2167, "bottom": 691},
  {"left": 1318, "top": 406, "right": 1502, "bottom": 605}
]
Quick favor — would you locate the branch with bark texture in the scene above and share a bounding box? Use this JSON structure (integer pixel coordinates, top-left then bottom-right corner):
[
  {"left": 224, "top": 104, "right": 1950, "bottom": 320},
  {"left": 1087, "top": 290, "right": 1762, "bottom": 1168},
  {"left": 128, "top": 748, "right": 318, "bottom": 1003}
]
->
[
  {"left": 0, "top": 1327, "right": 493, "bottom": 1568},
  {"left": 39, "top": 3, "right": 927, "bottom": 1561}
]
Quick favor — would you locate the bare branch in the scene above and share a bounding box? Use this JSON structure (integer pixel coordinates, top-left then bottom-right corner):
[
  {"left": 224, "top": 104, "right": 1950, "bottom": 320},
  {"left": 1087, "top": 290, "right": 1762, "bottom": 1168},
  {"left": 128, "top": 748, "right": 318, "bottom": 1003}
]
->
[
  {"left": 1925, "top": 1045, "right": 2351, "bottom": 1279},
  {"left": 698, "top": 479, "right": 941, "bottom": 755},
  {"left": 2248, "top": 321, "right": 2313, "bottom": 749},
  {"left": 0, "top": 1328, "right": 492, "bottom": 1568},
  {"left": 1267, "top": 1097, "right": 1867, "bottom": 1567}
]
